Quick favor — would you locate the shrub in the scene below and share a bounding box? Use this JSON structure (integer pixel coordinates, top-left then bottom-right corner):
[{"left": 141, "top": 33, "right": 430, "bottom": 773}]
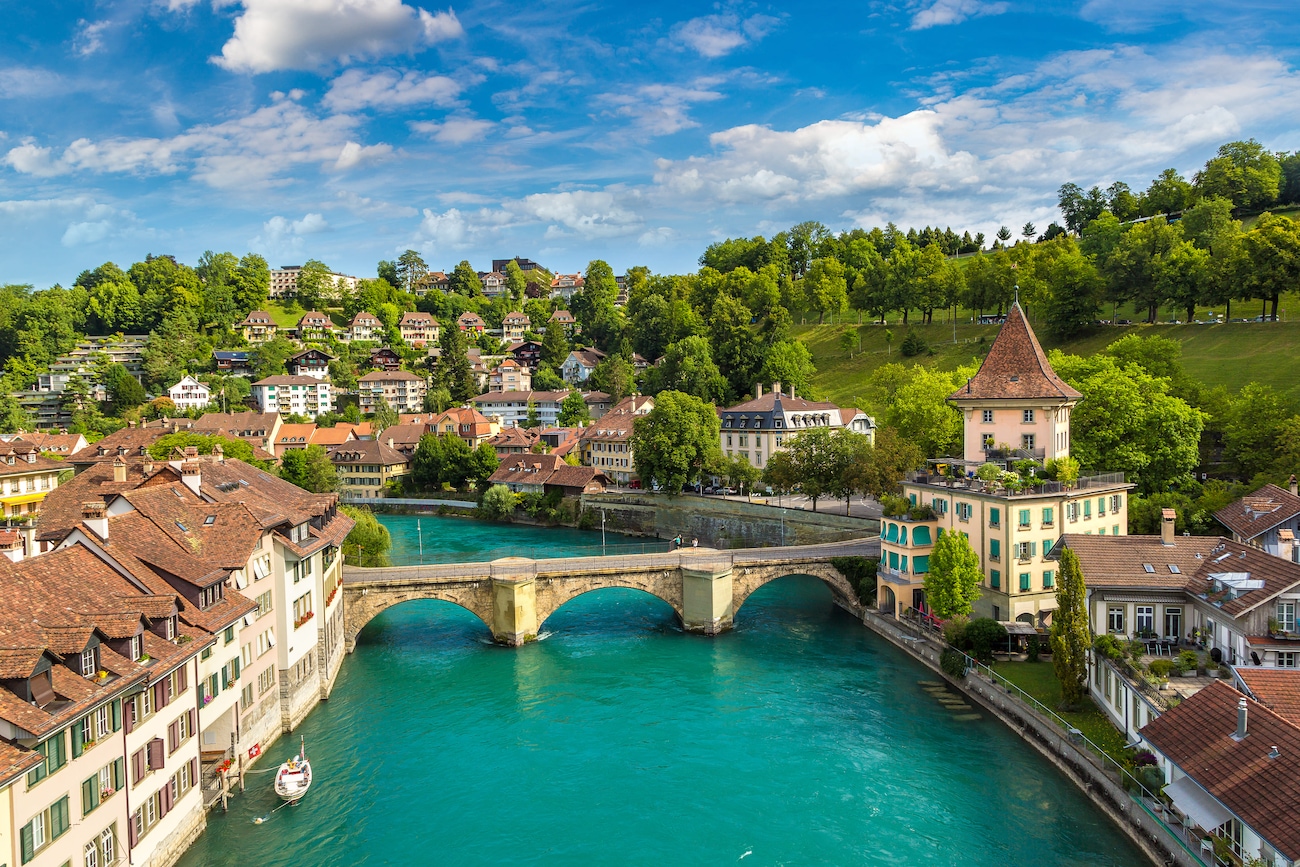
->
[
  {"left": 976, "top": 462, "right": 1002, "bottom": 481},
  {"left": 900, "top": 330, "right": 928, "bottom": 357},
  {"left": 1148, "top": 659, "right": 1175, "bottom": 678},
  {"left": 480, "top": 485, "right": 517, "bottom": 521},
  {"left": 1092, "top": 634, "right": 1124, "bottom": 660},
  {"left": 907, "top": 504, "right": 936, "bottom": 521},
  {"left": 831, "top": 556, "right": 878, "bottom": 606},
  {"left": 940, "top": 648, "right": 968, "bottom": 677},
  {"left": 942, "top": 615, "right": 969, "bottom": 648},
  {"left": 965, "top": 618, "right": 1008, "bottom": 664},
  {"left": 879, "top": 494, "right": 911, "bottom": 517},
  {"left": 1126, "top": 639, "right": 1147, "bottom": 663},
  {"left": 1177, "top": 650, "right": 1199, "bottom": 673},
  {"left": 1026, "top": 635, "right": 1041, "bottom": 662}
]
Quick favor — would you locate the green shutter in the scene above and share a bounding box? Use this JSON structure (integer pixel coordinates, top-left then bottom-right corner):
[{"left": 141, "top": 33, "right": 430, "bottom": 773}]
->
[
  {"left": 221, "top": 667, "right": 230, "bottom": 690},
  {"left": 20, "top": 821, "right": 34, "bottom": 863},
  {"left": 51, "top": 795, "right": 69, "bottom": 838},
  {"left": 990, "top": 507, "right": 1000, "bottom": 524},
  {"left": 111, "top": 699, "right": 122, "bottom": 731},
  {"left": 233, "top": 657, "right": 241, "bottom": 680},
  {"left": 1044, "top": 571, "right": 1055, "bottom": 589},
  {"left": 71, "top": 721, "right": 84, "bottom": 758},
  {"left": 1019, "top": 509, "right": 1030, "bottom": 526},
  {"left": 991, "top": 570, "right": 1000, "bottom": 589},
  {"left": 114, "top": 757, "right": 126, "bottom": 789},
  {"left": 82, "top": 776, "right": 99, "bottom": 816},
  {"left": 1043, "top": 507, "right": 1053, "bottom": 524},
  {"left": 1030, "top": 541, "right": 1038, "bottom": 556},
  {"left": 990, "top": 539, "right": 1000, "bottom": 557}
]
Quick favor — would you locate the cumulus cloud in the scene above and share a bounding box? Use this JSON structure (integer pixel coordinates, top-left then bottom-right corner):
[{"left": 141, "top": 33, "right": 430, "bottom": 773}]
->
[
  {"left": 598, "top": 82, "right": 725, "bottom": 135},
  {"left": 671, "top": 13, "right": 780, "bottom": 58},
  {"left": 215, "top": 0, "right": 463, "bottom": 73},
  {"left": 411, "top": 117, "right": 495, "bottom": 144},
  {"left": 911, "top": 0, "right": 1009, "bottom": 30},
  {"left": 0, "top": 195, "right": 151, "bottom": 249},
  {"left": 253, "top": 212, "right": 330, "bottom": 253},
  {"left": 73, "top": 19, "right": 111, "bottom": 56},
  {"left": 323, "top": 68, "right": 463, "bottom": 112},
  {"left": 516, "top": 190, "right": 641, "bottom": 239},
  {"left": 4, "top": 98, "right": 393, "bottom": 188}
]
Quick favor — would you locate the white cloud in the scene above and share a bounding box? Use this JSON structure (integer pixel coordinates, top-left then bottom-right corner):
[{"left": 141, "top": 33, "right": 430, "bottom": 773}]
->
[
  {"left": 334, "top": 190, "right": 418, "bottom": 217},
  {"left": 73, "top": 19, "right": 111, "bottom": 56},
  {"left": 333, "top": 140, "right": 392, "bottom": 169},
  {"left": 411, "top": 117, "right": 495, "bottom": 144},
  {"left": 214, "top": 0, "right": 463, "bottom": 73},
  {"left": 253, "top": 212, "right": 330, "bottom": 254},
  {"left": 0, "top": 67, "right": 66, "bottom": 99},
  {"left": 62, "top": 221, "right": 113, "bottom": 246},
  {"left": 517, "top": 190, "right": 641, "bottom": 239},
  {"left": 911, "top": 0, "right": 1009, "bottom": 30},
  {"left": 0, "top": 195, "right": 152, "bottom": 249},
  {"left": 671, "top": 13, "right": 780, "bottom": 58},
  {"left": 323, "top": 68, "right": 464, "bottom": 112},
  {"left": 598, "top": 82, "right": 725, "bottom": 135}
]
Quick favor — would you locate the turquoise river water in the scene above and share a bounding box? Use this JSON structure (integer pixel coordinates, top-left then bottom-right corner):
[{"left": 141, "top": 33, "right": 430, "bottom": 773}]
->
[{"left": 176, "top": 516, "right": 1147, "bottom": 866}]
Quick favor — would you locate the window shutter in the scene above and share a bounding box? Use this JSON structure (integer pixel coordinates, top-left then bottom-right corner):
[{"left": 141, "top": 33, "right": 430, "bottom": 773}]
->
[
  {"left": 1030, "top": 542, "right": 1038, "bottom": 556},
  {"left": 233, "top": 657, "right": 241, "bottom": 679},
  {"left": 221, "top": 667, "right": 230, "bottom": 690},
  {"left": 177, "top": 664, "right": 188, "bottom": 693},
  {"left": 132, "top": 749, "right": 145, "bottom": 784},
  {"left": 114, "top": 757, "right": 126, "bottom": 789},
  {"left": 147, "top": 737, "right": 164, "bottom": 770},
  {"left": 52, "top": 796, "right": 69, "bottom": 837},
  {"left": 72, "top": 721, "right": 85, "bottom": 758},
  {"left": 20, "top": 822, "right": 34, "bottom": 863},
  {"left": 82, "top": 777, "right": 98, "bottom": 815},
  {"left": 124, "top": 699, "right": 135, "bottom": 734},
  {"left": 161, "top": 781, "right": 174, "bottom": 815},
  {"left": 153, "top": 682, "right": 166, "bottom": 710},
  {"left": 188, "top": 708, "right": 196, "bottom": 735},
  {"left": 111, "top": 699, "right": 122, "bottom": 732},
  {"left": 128, "top": 817, "right": 138, "bottom": 848},
  {"left": 190, "top": 757, "right": 198, "bottom": 780},
  {"left": 168, "top": 721, "right": 179, "bottom": 754}
]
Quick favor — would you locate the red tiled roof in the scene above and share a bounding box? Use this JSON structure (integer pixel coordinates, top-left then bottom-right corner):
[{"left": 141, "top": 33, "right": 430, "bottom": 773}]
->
[
  {"left": 1214, "top": 484, "right": 1300, "bottom": 542},
  {"left": 949, "top": 302, "right": 1082, "bottom": 402},
  {"left": 1237, "top": 668, "right": 1300, "bottom": 725},
  {"left": 1141, "top": 681, "right": 1300, "bottom": 860}
]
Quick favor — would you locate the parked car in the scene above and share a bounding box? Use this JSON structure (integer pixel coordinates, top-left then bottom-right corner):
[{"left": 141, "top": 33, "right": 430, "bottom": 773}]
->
[
  {"left": 1116, "top": 319, "right": 1132, "bottom": 326},
  {"left": 703, "top": 485, "right": 716, "bottom": 494}
]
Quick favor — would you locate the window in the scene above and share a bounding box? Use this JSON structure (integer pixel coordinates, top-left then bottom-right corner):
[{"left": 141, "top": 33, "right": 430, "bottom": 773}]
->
[
  {"left": 1018, "top": 509, "right": 1031, "bottom": 528},
  {"left": 989, "top": 507, "right": 1000, "bottom": 528},
  {"left": 982, "top": 409, "right": 994, "bottom": 423},
  {"left": 1043, "top": 571, "right": 1054, "bottom": 589},
  {"left": 129, "top": 634, "right": 142, "bottom": 661},
  {"left": 1108, "top": 606, "right": 1125, "bottom": 634},
  {"left": 27, "top": 731, "right": 67, "bottom": 786},
  {"left": 956, "top": 502, "right": 972, "bottom": 521},
  {"left": 82, "top": 758, "right": 125, "bottom": 817},
  {"left": 1278, "top": 601, "right": 1296, "bottom": 633},
  {"left": 1165, "top": 607, "right": 1182, "bottom": 641},
  {"left": 221, "top": 658, "right": 242, "bottom": 690},
  {"left": 85, "top": 825, "right": 118, "bottom": 867},
  {"left": 1042, "top": 507, "right": 1054, "bottom": 527},
  {"left": 81, "top": 647, "right": 97, "bottom": 677},
  {"left": 19, "top": 795, "right": 69, "bottom": 863},
  {"left": 982, "top": 433, "right": 995, "bottom": 449},
  {"left": 258, "top": 666, "right": 276, "bottom": 696},
  {"left": 1066, "top": 502, "right": 1079, "bottom": 522},
  {"left": 1136, "top": 606, "right": 1154, "bottom": 634},
  {"left": 1021, "top": 434, "right": 1035, "bottom": 450},
  {"left": 293, "top": 593, "right": 313, "bottom": 628},
  {"left": 990, "top": 570, "right": 1000, "bottom": 589},
  {"left": 131, "top": 790, "right": 163, "bottom": 844},
  {"left": 1110, "top": 494, "right": 1123, "bottom": 512},
  {"left": 241, "top": 682, "right": 255, "bottom": 710},
  {"left": 1083, "top": 499, "right": 1092, "bottom": 518},
  {"left": 1016, "top": 541, "right": 1033, "bottom": 561},
  {"left": 224, "top": 625, "right": 235, "bottom": 645},
  {"left": 989, "top": 539, "right": 1000, "bottom": 561},
  {"left": 1097, "top": 497, "right": 1106, "bottom": 516},
  {"left": 1023, "top": 409, "right": 1035, "bottom": 423},
  {"left": 1277, "top": 652, "right": 1297, "bottom": 668}
]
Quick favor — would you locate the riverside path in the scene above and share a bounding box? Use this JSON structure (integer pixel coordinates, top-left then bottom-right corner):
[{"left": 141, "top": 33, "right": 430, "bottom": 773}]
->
[{"left": 342, "top": 539, "right": 880, "bottom": 647}]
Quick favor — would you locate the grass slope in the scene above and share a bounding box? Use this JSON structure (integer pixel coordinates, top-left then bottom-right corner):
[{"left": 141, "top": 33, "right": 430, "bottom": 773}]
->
[{"left": 797, "top": 315, "right": 1300, "bottom": 409}]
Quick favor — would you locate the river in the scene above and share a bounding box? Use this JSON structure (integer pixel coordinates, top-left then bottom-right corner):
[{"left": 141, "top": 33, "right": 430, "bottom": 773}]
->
[{"left": 176, "top": 516, "right": 1146, "bottom": 866}]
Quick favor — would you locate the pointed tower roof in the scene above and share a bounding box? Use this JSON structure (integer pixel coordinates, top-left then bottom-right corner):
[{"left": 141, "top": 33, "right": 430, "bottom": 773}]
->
[{"left": 950, "top": 302, "right": 1082, "bottom": 402}]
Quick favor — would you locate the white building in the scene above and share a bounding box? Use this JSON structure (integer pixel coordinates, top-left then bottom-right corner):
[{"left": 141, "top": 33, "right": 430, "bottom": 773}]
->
[
  {"left": 167, "top": 376, "right": 211, "bottom": 412},
  {"left": 250, "top": 376, "right": 333, "bottom": 420},
  {"left": 270, "top": 266, "right": 359, "bottom": 300}
]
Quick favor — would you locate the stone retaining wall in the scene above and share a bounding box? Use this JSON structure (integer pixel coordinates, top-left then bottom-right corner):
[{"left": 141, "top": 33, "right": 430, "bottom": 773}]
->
[{"left": 859, "top": 611, "right": 1202, "bottom": 867}]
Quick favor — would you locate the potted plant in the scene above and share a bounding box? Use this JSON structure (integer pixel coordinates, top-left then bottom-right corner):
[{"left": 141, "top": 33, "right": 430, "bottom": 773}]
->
[{"left": 1177, "top": 650, "right": 1199, "bottom": 677}]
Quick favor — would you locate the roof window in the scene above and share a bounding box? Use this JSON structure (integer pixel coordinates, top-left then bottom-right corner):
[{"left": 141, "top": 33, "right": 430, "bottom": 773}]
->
[
  {"left": 1142, "top": 564, "right": 1155, "bottom": 573},
  {"left": 204, "top": 515, "right": 216, "bottom": 526},
  {"left": 1168, "top": 564, "right": 1180, "bottom": 574}
]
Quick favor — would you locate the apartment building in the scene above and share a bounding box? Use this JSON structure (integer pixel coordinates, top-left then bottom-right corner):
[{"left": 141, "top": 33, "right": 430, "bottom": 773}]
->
[
  {"left": 578, "top": 395, "right": 654, "bottom": 486},
  {"left": 501, "top": 311, "right": 530, "bottom": 342},
  {"left": 250, "top": 376, "right": 333, "bottom": 420},
  {"left": 0, "top": 443, "right": 66, "bottom": 520},
  {"left": 398, "top": 312, "right": 438, "bottom": 348},
  {"left": 238, "top": 311, "right": 277, "bottom": 344},
  {"left": 357, "top": 371, "right": 426, "bottom": 415},
  {"left": 167, "top": 376, "right": 211, "bottom": 412},
  {"left": 328, "top": 441, "right": 410, "bottom": 500}
]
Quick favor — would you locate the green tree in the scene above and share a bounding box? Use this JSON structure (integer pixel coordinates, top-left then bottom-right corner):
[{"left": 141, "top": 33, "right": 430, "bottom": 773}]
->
[
  {"left": 781, "top": 427, "right": 838, "bottom": 512},
  {"left": 589, "top": 355, "right": 635, "bottom": 403},
  {"left": 341, "top": 505, "right": 391, "bottom": 567},
  {"left": 1240, "top": 212, "right": 1300, "bottom": 320},
  {"left": 1050, "top": 547, "right": 1090, "bottom": 709},
  {"left": 525, "top": 401, "right": 540, "bottom": 428},
  {"left": 130, "top": 254, "right": 202, "bottom": 332},
  {"left": 1195, "top": 139, "right": 1282, "bottom": 210},
  {"left": 540, "top": 319, "right": 570, "bottom": 369},
  {"left": 1104, "top": 216, "right": 1181, "bottom": 322},
  {"left": 232, "top": 254, "right": 270, "bottom": 314},
  {"left": 630, "top": 391, "right": 721, "bottom": 495},
  {"left": 469, "top": 440, "right": 500, "bottom": 488},
  {"left": 714, "top": 452, "right": 762, "bottom": 495},
  {"left": 845, "top": 427, "right": 923, "bottom": 499},
  {"left": 1142, "top": 168, "right": 1194, "bottom": 216},
  {"left": 924, "top": 529, "right": 982, "bottom": 620},
  {"left": 1158, "top": 241, "right": 1211, "bottom": 322},
  {"left": 642, "top": 336, "right": 727, "bottom": 404},
  {"left": 802, "top": 257, "right": 848, "bottom": 324},
  {"left": 371, "top": 398, "right": 400, "bottom": 434},
  {"left": 433, "top": 319, "right": 476, "bottom": 401},
  {"left": 395, "top": 249, "right": 428, "bottom": 293},
  {"left": 481, "top": 484, "right": 517, "bottom": 520},
  {"left": 147, "top": 432, "right": 259, "bottom": 464},
  {"left": 423, "top": 387, "right": 453, "bottom": 413},
  {"left": 709, "top": 292, "right": 761, "bottom": 400},
  {"left": 1220, "top": 382, "right": 1291, "bottom": 480},
  {"left": 504, "top": 259, "right": 528, "bottom": 302},
  {"left": 449, "top": 260, "right": 482, "bottom": 296},
  {"left": 253, "top": 336, "right": 297, "bottom": 380},
  {"left": 294, "top": 259, "right": 334, "bottom": 311},
  {"left": 558, "top": 390, "right": 591, "bottom": 426},
  {"left": 102, "top": 363, "right": 146, "bottom": 415},
  {"left": 84, "top": 266, "right": 142, "bottom": 334},
  {"left": 279, "top": 445, "right": 339, "bottom": 492},
  {"left": 871, "top": 362, "right": 976, "bottom": 458},
  {"left": 411, "top": 433, "right": 447, "bottom": 491},
  {"left": 758, "top": 340, "right": 815, "bottom": 397}
]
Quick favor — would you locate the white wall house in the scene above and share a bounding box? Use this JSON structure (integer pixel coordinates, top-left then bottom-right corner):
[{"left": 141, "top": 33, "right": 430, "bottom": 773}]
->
[{"left": 167, "top": 376, "right": 211, "bottom": 412}]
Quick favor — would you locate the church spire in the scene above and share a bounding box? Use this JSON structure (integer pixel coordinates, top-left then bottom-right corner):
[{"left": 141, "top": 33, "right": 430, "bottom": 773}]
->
[{"left": 950, "top": 301, "right": 1081, "bottom": 403}]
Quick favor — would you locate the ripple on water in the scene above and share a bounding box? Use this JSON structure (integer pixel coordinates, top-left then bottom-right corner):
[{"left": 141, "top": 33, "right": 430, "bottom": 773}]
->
[{"left": 176, "top": 575, "right": 1148, "bottom": 867}]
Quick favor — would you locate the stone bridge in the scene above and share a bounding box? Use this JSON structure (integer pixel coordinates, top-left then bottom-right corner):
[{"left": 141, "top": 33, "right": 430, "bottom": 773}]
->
[{"left": 342, "top": 540, "right": 879, "bottom": 648}]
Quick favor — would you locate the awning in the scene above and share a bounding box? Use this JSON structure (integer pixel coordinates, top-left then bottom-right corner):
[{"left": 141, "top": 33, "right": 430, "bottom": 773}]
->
[
  {"left": 1166, "top": 775, "right": 1232, "bottom": 832},
  {"left": 999, "top": 621, "right": 1040, "bottom": 636}
]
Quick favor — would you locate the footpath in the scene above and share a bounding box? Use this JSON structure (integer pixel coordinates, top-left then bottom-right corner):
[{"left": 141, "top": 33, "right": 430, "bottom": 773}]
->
[{"left": 859, "top": 610, "right": 1212, "bottom": 867}]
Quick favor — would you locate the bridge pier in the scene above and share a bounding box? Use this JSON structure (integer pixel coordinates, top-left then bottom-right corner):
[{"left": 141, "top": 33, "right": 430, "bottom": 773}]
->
[
  {"left": 681, "top": 562, "right": 734, "bottom": 636},
  {"left": 491, "top": 577, "right": 538, "bottom": 646}
]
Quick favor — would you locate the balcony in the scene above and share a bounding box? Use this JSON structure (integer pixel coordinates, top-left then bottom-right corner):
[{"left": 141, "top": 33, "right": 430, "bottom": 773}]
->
[
  {"left": 983, "top": 446, "right": 1045, "bottom": 462},
  {"left": 907, "top": 470, "right": 1127, "bottom": 498}
]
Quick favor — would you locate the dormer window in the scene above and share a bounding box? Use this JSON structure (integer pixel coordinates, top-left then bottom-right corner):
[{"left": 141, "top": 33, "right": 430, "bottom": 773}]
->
[
  {"left": 201, "top": 583, "right": 224, "bottom": 609},
  {"left": 81, "top": 647, "right": 97, "bottom": 677},
  {"left": 129, "top": 634, "right": 142, "bottom": 661}
]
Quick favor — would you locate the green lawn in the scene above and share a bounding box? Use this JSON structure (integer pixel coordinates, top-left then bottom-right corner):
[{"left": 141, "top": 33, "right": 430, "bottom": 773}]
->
[
  {"left": 993, "top": 661, "right": 1130, "bottom": 765},
  {"left": 1241, "top": 204, "right": 1300, "bottom": 230},
  {"left": 266, "top": 301, "right": 303, "bottom": 329},
  {"left": 797, "top": 311, "right": 1300, "bottom": 409}
]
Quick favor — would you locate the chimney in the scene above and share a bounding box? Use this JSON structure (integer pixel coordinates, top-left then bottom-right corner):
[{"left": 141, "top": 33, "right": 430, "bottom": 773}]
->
[
  {"left": 1234, "top": 697, "right": 1249, "bottom": 740},
  {"left": 754, "top": 383, "right": 762, "bottom": 399},
  {"left": 213, "top": 443, "right": 224, "bottom": 464},
  {"left": 82, "top": 501, "right": 109, "bottom": 540},
  {"left": 772, "top": 381, "right": 782, "bottom": 398},
  {"left": 1160, "top": 508, "right": 1176, "bottom": 546},
  {"left": 128, "top": 420, "right": 136, "bottom": 429},
  {"left": 1291, "top": 474, "right": 1298, "bottom": 498},
  {"left": 112, "top": 456, "right": 127, "bottom": 483},
  {"left": 789, "top": 385, "right": 796, "bottom": 400},
  {"left": 143, "top": 458, "right": 155, "bottom": 475},
  {"left": 181, "top": 461, "right": 202, "bottom": 496},
  {"left": 0, "top": 531, "right": 22, "bottom": 563}
]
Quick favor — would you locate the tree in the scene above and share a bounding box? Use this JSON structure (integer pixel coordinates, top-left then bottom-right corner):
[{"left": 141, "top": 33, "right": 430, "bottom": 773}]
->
[
  {"left": 433, "top": 319, "right": 476, "bottom": 401},
  {"left": 630, "top": 391, "right": 721, "bottom": 495},
  {"left": 102, "top": 363, "right": 146, "bottom": 415},
  {"left": 1104, "top": 216, "right": 1180, "bottom": 322},
  {"left": 1043, "top": 247, "right": 1104, "bottom": 340},
  {"left": 872, "top": 362, "right": 976, "bottom": 459},
  {"left": 1240, "top": 212, "right": 1300, "bottom": 320},
  {"left": 371, "top": 398, "right": 400, "bottom": 434},
  {"left": 1105, "top": 182, "right": 1140, "bottom": 222},
  {"left": 449, "top": 260, "right": 482, "bottom": 296},
  {"left": 802, "top": 257, "right": 847, "bottom": 324},
  {"left": 294, "top": 260, "right": 334, "bottom": 311},
  {"left": 1142, "top": 168, "right": 1194, "bottom": 216},
  {"left": 589, "top": 355, "right": 635, "bottom": 403},
  {"left": 781, "top": 427, "right": 838, "bottom": 512},
  {"left": 85, "top": 266, "right": 142, "bottom": 334},
  {"left": 423, "top": 387, "right": 453, "bottom": 413},
  {"left": 540, "top": 319, "right": 570, "bottom": 369},
  {"left": 481, "top": 484, "right": 517, "bottom": 521},
  {"left": 924, "top": 529, "right": 982, "bottom": 620},
  {"left": 280, "top": 445, "right": 339, "bottom": 493},
  {"left": 1195, "top": 139, "right": 1282, "bottom": 210},
  {"left": 758, "top": 340, "right": 815, "bottom": 397},
  {"left": 1050, "top": 547, "right": 1090, "bottom": 709},
  {"left": 845, "top": 427, "right": 923, "bottom": 499},
  {"left": 964, "top": 618, "right": 1007, "bottom": 664},
  {"left": 995, "top": 226, "right": 1012, "bottom": 243},
  {"left": 147, "top": 432, "right": 259, "bottom": 464},
  {"left": 1157, "top": 241, "right": 1211, "bottom": 323},
  {"left": 411, "top": 433, "right": 447, "bottom": 491},
  {"left": 469, "top": 441, "right": 500, "bottom": 488},
  {"left": 1220, "top": 382, "right": 1291, "bottom": 480},
  {"left": 557, "top": 390, "right": 590, "bottom": 426},
  {"left": 714, "top": 452, "right": 763, "bottom": 495},
  {"left": 1021, "top": 222, "right": 1036, "bottom": 240},
  {"left": 341, "top": 505, "right": 391, "bottom": 567},
  {"left": 642, "top": 336, "right": 727, "bottom": 404},
  {"left": 232, "top": 254, "right": 270, "bottom": 314},
  {"left": 395, "top": 249, "right": 428, "bottom": 293},
  {"left": 254, "top": 337, "right": 297, "bottom": 380},
  {"left": 524, "top": 401, "right": 540, "bottom": 429},
  {"left": 709, "top": 292, "right": 761, "bottom": 400}
]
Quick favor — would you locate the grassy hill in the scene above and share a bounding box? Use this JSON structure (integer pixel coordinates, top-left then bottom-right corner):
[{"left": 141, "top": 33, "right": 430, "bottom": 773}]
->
[{"left": 797, "top": 315, "right": 1300, "bottom": 410}]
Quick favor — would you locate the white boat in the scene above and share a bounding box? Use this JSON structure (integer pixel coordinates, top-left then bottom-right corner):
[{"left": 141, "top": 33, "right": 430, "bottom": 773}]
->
[{"left": 274, "top": 737, "right": 312, "bottom": 803}]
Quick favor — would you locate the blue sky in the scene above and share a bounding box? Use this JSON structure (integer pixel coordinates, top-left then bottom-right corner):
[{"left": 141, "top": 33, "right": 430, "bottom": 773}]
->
[{"left": 2, "top": 0, "right": 1298, "bottom": 286}]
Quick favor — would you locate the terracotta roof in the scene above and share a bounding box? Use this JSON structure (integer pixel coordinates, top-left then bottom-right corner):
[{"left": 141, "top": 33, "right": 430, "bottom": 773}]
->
[
  {"left": 399, "top": 312, "right": 435, "bottom": 325},
  {"left": 488, "top": 453, "right": 606, "bottom": 491},
  {"left": 12, "top": 431, "right": 88, "bottom": 455},
  {"left": 949, "top": 302, "right": 1082, "bottom": 402},
  {"left": 503, "top": 311, "right": 530, "bottom": 323},
  {"left": 0, "top": 739, "right": 42, "bottom": 786},
  {"left": 489, "top": 427, "right": 538, "bottom": 449},
  {"left": 0, "top": 444, "right": 66, "bottom": 477},
  {"left": 194, "top": 411, "right": 278, "bottom": 435},
  {"left": 1214, "top": 484, "right": 1300, "bottom": 542},
  {"left": 309, "top": 426, "right": 357, "bottom": 446},
  {"left": 36, "top": 459, "right": 182, "bottom": 542},
  {"left": 328, "top": 440, "right": 409, "bottom": 466},
  {"left": 1141, "top": 681, "right": 1300, "bottom": 860},
  {"left": 350, "top": 312, "right": 381, "bottom": 325},
  {"left": 1237, "top": 669, "right": 1300, "bottom": 725},
  {"left": 379, "top": 423, "right": 428, "bottom": 452},
  {"left": 1059, "top": 534, "right": 1219, "bottom": 589},
  {"left": 72, "top": 426, "right": 175, "bottom": 465}
]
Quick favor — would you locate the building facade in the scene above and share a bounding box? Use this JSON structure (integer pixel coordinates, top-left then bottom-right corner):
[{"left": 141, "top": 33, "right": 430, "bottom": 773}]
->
[
  {"left": 356, "top": 371, "right": 427, "bottom": 415},
  {"left": 250, "top": 376, "right": 333, "bottom": 420},
  {"left": 167, "top": 377, "right": 211, "bottom": 412}
]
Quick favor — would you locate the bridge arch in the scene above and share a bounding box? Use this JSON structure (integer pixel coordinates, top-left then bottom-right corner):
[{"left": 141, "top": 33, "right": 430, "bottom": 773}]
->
[
  {"left": 732, "top": 563, "right": 860, "bottom": 619},
  {"left": 343, "top": 582, "right": 494, "bottom": 651},
  {"left": 534, "top": 569, "right": 684, "bottom": 631}
]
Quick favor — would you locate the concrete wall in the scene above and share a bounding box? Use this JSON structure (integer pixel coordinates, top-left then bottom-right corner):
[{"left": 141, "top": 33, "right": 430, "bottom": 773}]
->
[{"left": 580, "top": 492, "right": 878, "bottom": 549}]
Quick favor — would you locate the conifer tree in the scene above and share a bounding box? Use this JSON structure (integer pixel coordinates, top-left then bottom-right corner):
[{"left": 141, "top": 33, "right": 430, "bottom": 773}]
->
[{"left": 1050, "top": 546, "right": 1090, "bottom": 710}]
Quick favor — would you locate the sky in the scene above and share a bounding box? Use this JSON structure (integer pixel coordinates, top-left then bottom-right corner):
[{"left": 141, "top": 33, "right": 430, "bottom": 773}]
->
[{"left": 2, "top": 0, "right": 1298, "bottom": 287}]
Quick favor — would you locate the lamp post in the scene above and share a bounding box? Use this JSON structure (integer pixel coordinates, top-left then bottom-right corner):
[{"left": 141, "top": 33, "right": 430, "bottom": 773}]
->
[{"left": 601, "top": 509, "right": 607, "bottom": 556}]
